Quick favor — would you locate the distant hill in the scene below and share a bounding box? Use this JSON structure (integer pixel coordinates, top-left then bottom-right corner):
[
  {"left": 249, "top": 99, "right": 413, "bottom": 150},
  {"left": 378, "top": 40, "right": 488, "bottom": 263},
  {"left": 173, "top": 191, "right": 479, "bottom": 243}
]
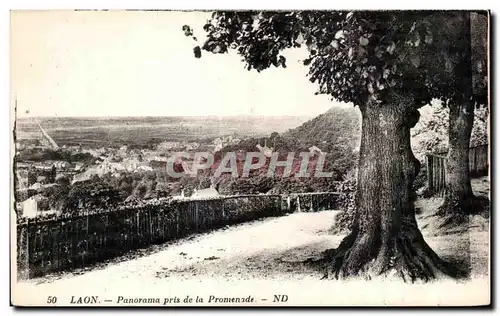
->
[{"left": 284, "top": 106, "right": 361, "bottom": 153}]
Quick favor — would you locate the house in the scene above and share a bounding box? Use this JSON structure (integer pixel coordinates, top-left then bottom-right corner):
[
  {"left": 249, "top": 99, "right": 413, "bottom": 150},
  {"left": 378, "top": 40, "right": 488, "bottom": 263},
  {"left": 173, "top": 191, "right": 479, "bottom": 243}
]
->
[
  {"left": 308, "top": 146, "right": 324, "bottom": 156},
  {"left": 125, "top": 195, "right": 141, "bottom": 204},
  {"left": 29, "top": 182, "right": 57, "bottom": 191},
  {"left": 214, "top": 143, "right": 223, "bottom": 153},
  {"left": 213, "top": 138, "right": 223, "bottom": 146},
  {"left": 159, "top": 141, "right": 181, "bottom": 150},
  {"left": 52, "top": 161, "right": 72, "bottom": 169},
  {"left": 21, "top": 194, "right": 50, "bottom": 218},
  {"left": 16, "top": 170, "right": 29, "bottom": 189},
  {"left": 36, "top": 175, "right": 48, "bottom": 184},
  {"left": 29, "top": 182, "right": 42, "bottom": 190},
  {"left": 22, "top": 196, "right": 38, "bottom": 218},
  {"left": 185, "top": 142, "right": 201, "bottom": 150},
  {"left": 191, "top": 183, "right": 220, "bottom": 199},
  {"left": 137, "top": 165, "right": 153, "bottom": 172},
  {"left": 171, "top": 189, "right": 186, "bottom": 200},
  {"left": 256, "top": 144, "right": 273, "bottom": 158}
]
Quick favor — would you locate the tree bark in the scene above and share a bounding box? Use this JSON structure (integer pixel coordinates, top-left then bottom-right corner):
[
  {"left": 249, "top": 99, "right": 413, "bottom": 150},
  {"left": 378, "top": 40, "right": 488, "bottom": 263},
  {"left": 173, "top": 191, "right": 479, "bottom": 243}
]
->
[
  {"left": 438, "top": 100, "right": 476, "bottom": 216},
  {"left": 438, "top": 12, "right": 486, "bottom": 217},
  {"left": 326, "top": 95, "right": 457, "bottom": 282}
]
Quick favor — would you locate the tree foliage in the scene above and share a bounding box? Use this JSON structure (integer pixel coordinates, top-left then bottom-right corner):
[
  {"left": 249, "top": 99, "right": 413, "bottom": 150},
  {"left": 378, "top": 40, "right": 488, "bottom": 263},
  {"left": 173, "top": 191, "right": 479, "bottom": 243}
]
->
[
  {"left": 16, "top": 148, "right": 95, "bottom": 164},
  {"left": 411, "top": 101, "right": 489, "bottom": 161},
  {"left": 185, "top": 11, "right": 487, "bottom": 109}
]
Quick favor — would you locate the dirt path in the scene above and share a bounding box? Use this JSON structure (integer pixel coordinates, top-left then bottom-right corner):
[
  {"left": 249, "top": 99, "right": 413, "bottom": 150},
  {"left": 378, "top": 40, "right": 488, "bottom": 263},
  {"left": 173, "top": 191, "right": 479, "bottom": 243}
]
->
[
  {"left": 15, "top": 210, "right": 489, "bottom": 306},
  {"left": 20, "top": 211, "right": 343, "bottom": 287}
]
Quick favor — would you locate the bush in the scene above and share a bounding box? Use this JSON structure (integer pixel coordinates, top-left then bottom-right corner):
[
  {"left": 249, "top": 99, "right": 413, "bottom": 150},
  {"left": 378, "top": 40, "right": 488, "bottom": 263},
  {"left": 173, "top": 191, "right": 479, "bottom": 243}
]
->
[
  {"left": 411, "top": 102, "right": 488, "bottom": 162},
  {"left": 332, "top": 168, "right": 357, "bottom": 234}
]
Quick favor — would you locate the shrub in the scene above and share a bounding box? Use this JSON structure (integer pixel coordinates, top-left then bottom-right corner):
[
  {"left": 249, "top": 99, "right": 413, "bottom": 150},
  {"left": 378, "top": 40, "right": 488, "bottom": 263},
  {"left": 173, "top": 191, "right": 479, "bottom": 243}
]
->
[{"left": 332, "top": 168, "right": 357, "bottom": 234}]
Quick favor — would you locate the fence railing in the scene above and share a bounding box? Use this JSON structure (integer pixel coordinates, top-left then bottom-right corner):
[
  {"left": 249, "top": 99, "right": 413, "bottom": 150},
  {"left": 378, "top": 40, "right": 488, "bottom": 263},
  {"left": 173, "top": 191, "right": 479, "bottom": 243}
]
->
[
  {"left": 16, "top": 192, "right": 339, "bottom": 280},
  {"left": 426, "top": 144, "right": 488, "bottom": 196}
]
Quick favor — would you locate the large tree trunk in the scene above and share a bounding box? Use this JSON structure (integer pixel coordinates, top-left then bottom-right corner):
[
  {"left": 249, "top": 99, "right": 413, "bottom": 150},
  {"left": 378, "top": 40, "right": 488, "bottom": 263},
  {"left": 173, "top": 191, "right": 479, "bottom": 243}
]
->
[{"left": 326, "top": 96, "right": 456, "bottom": 282}]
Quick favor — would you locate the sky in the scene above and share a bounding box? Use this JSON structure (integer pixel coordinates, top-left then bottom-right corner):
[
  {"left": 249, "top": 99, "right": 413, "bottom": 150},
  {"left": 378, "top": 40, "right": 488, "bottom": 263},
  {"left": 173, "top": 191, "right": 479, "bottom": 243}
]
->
[{"left": 11, "top": 10, "right": 349, "bottom": 118}]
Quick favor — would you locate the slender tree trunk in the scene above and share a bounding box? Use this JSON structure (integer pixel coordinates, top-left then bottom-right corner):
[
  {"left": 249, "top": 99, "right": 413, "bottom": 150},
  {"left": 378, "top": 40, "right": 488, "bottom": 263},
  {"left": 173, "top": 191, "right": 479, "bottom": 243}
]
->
[
  {"left": 439, "top": 100, "right": 476, "bottom": 215},
  {"left": 327, "top": 96, "right": 456, "bottom": 282},
  {"left": 438, "top": 12, "right": 485, "bottom": 216}
]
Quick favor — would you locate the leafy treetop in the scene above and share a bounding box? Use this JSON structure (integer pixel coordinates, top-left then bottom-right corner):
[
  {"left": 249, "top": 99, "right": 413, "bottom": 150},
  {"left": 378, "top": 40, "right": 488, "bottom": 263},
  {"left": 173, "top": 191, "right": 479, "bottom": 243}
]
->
[{"left": 184, "top": 11, "right": 488, "bottom": 110}]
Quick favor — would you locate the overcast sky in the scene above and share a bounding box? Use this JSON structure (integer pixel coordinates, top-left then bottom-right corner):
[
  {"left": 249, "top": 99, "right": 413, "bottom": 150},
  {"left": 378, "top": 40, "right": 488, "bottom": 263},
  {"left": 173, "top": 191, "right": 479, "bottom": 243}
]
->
[{"left": 11, "top": 11, "right": 350, "bottom": 118}]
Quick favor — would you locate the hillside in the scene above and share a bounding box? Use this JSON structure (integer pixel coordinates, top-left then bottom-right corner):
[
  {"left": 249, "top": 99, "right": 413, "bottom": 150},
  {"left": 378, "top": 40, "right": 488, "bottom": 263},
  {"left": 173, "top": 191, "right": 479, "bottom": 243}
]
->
[
  {"left": 192, "top": 106, "right": 364, "bottom": 195},
  {"left": 283, "top": 106, "right": 361, "bottom": 153}
]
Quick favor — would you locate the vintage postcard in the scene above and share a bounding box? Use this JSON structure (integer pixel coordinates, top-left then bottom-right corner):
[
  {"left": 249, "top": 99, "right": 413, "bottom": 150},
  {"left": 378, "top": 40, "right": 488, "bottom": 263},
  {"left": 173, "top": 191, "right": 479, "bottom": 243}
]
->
[{"left": 10, "top": 10, "right": 490, "bottom": 307}]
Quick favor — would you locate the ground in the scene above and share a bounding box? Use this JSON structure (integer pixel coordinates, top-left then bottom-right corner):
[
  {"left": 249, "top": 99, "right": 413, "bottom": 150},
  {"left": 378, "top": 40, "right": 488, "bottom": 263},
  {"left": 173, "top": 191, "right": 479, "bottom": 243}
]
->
[
  {"left": 14, "top": 177, "right": 489, "bottom": 306},
  {"left": 414, "top": 176, "right": 490, "bottom": 277}
]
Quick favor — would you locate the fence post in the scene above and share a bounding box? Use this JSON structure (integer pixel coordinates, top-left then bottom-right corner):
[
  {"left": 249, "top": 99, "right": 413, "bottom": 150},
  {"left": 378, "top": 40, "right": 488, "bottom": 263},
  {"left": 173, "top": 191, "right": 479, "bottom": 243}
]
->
[
  {"left": 442, "top": 158, "right": 447, "bottom": 197},
  {"left": 438, "top": 157, "right": 442, "bottom": 194},
  {"left": 195, "top": 201, "right": 199, "bottom": 229},
  {"left": 18, "top": 220, "right": 30, "bottom": 280},
  {"left": 149, "top": 208, "right": 153, "bottom": 243},
  {"left": 433, "top": 157, "right": 437, "bottom": 195},
  {"left": 426, "top": 154, "right": 433, "bottom": 193},
  {"left": 136, "top": 211, "right": 140, "bottom": 236},
  {"left": 221, "top": 199, "right": 225, "bottom": 219},
  {"left": 85, "top": 214, "right": 89, "bottom": 266},
  {"left": 176, "top": 208, "right": 180, "bottom": 236},
  {"left": 104, "top": 213, "right": 108, "bottom": 250}
]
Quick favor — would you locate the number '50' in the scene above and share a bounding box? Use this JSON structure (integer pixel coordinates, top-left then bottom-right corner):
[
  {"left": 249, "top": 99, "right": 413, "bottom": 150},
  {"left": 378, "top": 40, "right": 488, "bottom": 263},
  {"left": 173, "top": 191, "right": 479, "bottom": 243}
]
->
[{"left": 47, "top": 296, "right": 57, "bottom": 304}]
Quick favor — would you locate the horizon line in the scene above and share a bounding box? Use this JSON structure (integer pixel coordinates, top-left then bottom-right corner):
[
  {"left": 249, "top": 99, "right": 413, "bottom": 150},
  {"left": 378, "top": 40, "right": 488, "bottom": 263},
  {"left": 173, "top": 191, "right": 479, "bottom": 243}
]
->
[{"left": 16, "top": 114, "right": 315, "bottom": 119}]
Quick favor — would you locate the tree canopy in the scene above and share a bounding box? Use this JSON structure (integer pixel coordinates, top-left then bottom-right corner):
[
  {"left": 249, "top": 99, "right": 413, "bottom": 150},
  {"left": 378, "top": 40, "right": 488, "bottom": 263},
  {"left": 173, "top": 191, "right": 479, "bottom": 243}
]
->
[{"left": 185, "top": 11, "right": 487, "bottom": 110}]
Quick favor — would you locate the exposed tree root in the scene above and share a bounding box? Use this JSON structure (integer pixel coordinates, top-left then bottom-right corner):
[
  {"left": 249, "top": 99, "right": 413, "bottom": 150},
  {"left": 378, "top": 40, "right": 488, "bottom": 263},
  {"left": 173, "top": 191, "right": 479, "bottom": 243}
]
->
[
  {"left": 321, "top": 222, "right": 467, "bottom": 282},
  {"left": 436, "top": 195, "right": 490, "bottom": 230},
  {"left": 436, "top": 212, "right": 469, "bottom": 230},
  {"left": 437, "top": 195, "right": 489, "bottom": 217}
]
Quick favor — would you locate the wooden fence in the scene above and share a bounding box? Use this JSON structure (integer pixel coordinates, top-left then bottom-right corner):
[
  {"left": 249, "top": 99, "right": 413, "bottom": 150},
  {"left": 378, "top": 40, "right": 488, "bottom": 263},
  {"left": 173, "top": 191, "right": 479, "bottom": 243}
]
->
[
  {"left": 426, "top": 144, "right": 488, "bottom": 196},
  {"left": 16, "top": 192, "right": 339, "bottom": 280},
  {"left": 287, "top": 192, "right": 340, "bottom": 213}
]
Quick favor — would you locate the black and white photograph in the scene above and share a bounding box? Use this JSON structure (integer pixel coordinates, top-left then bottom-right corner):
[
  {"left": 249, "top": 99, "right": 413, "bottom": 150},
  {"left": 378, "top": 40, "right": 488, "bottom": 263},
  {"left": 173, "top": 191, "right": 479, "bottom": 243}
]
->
[{"left": 9, "top": 9, "right": 490, "bottom": 307}]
